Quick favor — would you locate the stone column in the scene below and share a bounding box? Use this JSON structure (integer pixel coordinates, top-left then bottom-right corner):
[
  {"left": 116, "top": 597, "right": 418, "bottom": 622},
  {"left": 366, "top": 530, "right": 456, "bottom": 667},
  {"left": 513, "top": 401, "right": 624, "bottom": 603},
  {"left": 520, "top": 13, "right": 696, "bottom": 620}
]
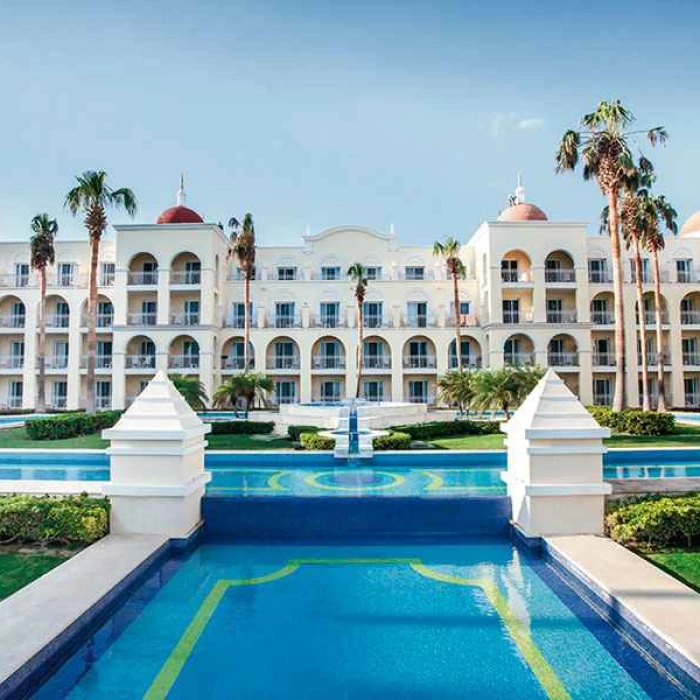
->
[
  {"left": 157, "top": 269, "right": 170, "bottom": 325},
  {"left": 502, "top": 369, "right": 611, "bottom": 537},
  {"left": 102, "top": 371, "right": 211, "bottom": 538},
  {"left": 531, "top": 266, "right": 546, "bottom": 323}
]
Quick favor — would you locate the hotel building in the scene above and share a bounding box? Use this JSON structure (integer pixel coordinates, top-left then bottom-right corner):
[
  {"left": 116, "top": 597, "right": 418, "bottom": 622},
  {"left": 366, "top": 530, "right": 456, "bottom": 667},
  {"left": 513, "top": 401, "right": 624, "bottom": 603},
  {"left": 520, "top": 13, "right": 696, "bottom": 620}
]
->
[{"left": 2, "top": 180, "right": 700, "bottom": 411}]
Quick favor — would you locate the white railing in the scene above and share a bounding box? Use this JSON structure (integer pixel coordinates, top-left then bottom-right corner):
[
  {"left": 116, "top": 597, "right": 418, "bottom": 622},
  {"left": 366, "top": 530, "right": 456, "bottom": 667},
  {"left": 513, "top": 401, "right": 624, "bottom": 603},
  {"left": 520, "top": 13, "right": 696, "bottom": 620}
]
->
[
  {"left": 683, "top": 354, "right": 700, "bottom": 367},
  {"left": 127, "top": 313, "right": 157, "bottom": 326},
  {"left": 99, "top": 272, "right": 115, "bottom": 287},
  {"left": 592, "top": 353, "right": 616, "bottom": 367},
  {"left": 2, "top": 396, "right": 23, "bottom": 409},
  {"left": 588, "top": 271, "right": 612, "bottom": 283},
  {"left": 47, "top": 398, "right": 68, "bottom": 409},
  {"left": 591, "top": 311, "right": 614, "bottom": 325},
  {"left": 446, "top": 314, "right": 479, "bottom": 328},
  {"left": 0, "top": 274, "right": 34, "bottom": 288},
  {"left": 266, "top": 356, "right": 301, "bottom": 370},
  {"left": 312, "top": 356, "right": 346, "bottom": 370},
  {"left": 638, "top": 311, "right": 668, "bottom": 325},
  {"left": 681, "top": 311, "right": 700, "bottom": 325},
  {"left": 363, "top": 356, "right": 391, "bottom": 370},
  {"left": 0, "top": 315, "right": 25, "bottom": 328},
  {"left": 631, "top": 270, "right": 669, "bottom": 283},
  {"left": 272, "top": 315, "right": 301, "bottom": 329},
  {"left": 95, "top": 396, "right": 112, "bottom": 410},
  {"left": 313, "top": 315, "right": 345, "bottom": 329},
  {"left": 80, "top": 355, "right": 113, "bottom": 369},
  {"left": 224, "top": 316, "right": 245, "bottom": 329},
  {"left": 44, "top": 356, "right": 68, "bottom": 370},
  {"left": 170, "top": 313, "right": 200, "bottom": 326},
  {"left": 125, "top": 354, "right": 156, "bottom": 369},
  {"left": 170, "top": 270, "right": 201, "bottom": 285},
  {"left": 221, "top": 357, "right": 251, "bottom": 370},
  {"left": 504, "top": 352, "right": 535, "bottom": 366},
  {"left": 638, "top": 352, "right": 671, "bottom": 366},
  {"left": 545, "top": 269, "right": 576, "bottom": 283},
  {"left": 449, "top": 355, "right": 482, "bottom": 369},
  {"left": 363, "top": 315, "right": 390, "bottom": 329},
  {"left": 47, "top": 273, "right": 86, "bottom": 288},
  {"left": 546, "top": 311, "right": 577, "bottom": 324},
  {"left": 403, "top": 355, "right": 437, "bottom": 370},
  {"left": 503, "top": 312, "right": 533, "bottom": 324},
  {"left": 45, "top": 314, "right": 70, "bottom": 328},
  {"left": 407, "top": 394, "right": 435, "bottom": 404},
  {"left": 127, "top": 271, "right": 159, "bottom": 286},
  {"left": 168, "top": 355, "right": 200, "bottom": 370},
  {"left": 403, "top": 314, "right": 438, "bottom": 329},
  {"left": 501, "top": 270, "right": 532, "bottom": 283},
  {"left": 593, "top": 394, "right": 613, "bottom": 406},
  {"left": 684, "top": 393, "right": 700, "bottom": 408},
  {"left": 0, "top": 356, "right": 24, "bottom": 370},
  {"left": 548, "top": 352, "right": 579, "bottom": 366},
  {"left": 81, "top": 314, "right": 113, "bottom": 328}
]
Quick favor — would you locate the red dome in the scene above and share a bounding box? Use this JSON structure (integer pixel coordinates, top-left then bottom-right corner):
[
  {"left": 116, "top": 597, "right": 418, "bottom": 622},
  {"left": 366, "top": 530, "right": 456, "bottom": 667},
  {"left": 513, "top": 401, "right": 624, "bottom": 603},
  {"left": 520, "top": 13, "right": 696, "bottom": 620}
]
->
[
  {"left": 156, "top": 205, "right": 204, "bottom": 225},
  {"left": 497, "top": 202, "right": 548, "bottom": 222}
]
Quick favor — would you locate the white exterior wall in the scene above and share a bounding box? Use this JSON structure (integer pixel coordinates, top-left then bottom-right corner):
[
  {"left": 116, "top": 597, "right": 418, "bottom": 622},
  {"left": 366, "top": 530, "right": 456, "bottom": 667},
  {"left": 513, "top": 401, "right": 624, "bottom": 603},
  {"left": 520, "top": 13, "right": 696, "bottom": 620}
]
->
[{"left": 0, "top": 214, "right": 699, "bottom": 410}]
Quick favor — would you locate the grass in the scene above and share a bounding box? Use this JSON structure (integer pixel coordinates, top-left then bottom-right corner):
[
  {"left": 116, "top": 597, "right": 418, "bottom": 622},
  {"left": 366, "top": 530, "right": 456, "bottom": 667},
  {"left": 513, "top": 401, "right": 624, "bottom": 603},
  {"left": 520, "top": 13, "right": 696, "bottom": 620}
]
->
[
  {"left": 0, "top": 549, "right": 70, "bottom": 600},
  {"left": 0, "top": 427, "right": 108, "bottom": 449},
  {"left": 427, "top": 433, "right": 506, "bottom": 450},
  {"left": 646, "top": 549, "right": 700, "bottom": 592},
  {"left": 604, "top": 424, "right": 700, "bottom": 448},
  {"left": 206, "top": 434, "right": 295, "bottom": 450}
]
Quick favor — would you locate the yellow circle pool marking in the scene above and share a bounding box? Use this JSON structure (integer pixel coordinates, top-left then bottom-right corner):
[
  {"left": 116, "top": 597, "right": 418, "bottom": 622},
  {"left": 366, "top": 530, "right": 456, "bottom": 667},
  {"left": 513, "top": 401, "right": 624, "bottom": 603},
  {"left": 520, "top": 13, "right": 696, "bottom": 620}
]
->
[
  {"left": 207, "top": 469, "right": 291, "bottom": 493},
  {"left": 421, "top": 469, "right": 500, "bottom": 493},
  {"left": 303, "top": 470, "right": 405, "bottom": 492},
  {"left": 146, "top": 558, "right": 569, "bottom": 700}
]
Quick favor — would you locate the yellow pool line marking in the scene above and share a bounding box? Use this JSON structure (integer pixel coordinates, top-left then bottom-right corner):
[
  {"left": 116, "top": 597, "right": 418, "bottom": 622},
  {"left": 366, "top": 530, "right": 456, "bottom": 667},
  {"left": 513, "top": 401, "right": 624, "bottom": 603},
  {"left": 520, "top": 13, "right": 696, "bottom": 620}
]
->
[
  {"left": 208, "top": 470, "right": 292, "bottom": 493},
  {"left": 421, "top": 470, "right": 499, "bottom": 493},
  {"left": 303, "top": 470, "right": 405, "bottom": 492},
  {"left": 410, "top": 564, "right": 570, "bottom": 700}
]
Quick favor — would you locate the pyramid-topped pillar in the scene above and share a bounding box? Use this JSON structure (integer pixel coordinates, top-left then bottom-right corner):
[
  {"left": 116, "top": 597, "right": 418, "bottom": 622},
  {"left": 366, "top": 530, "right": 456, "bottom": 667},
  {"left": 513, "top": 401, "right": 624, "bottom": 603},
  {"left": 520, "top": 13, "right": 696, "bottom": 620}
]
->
[
  {"left": 102, "top": 371, "right": 211, "bottom": 538},
  {"left": 501, "top": 369, "right": 611, "bottom": 536}
]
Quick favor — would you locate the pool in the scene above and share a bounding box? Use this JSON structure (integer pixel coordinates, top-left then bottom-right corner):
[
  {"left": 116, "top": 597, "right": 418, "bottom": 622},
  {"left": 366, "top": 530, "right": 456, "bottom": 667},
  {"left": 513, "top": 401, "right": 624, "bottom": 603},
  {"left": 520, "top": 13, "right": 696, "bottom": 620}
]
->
[{"left": 33, "top": 541, "right": 688, "bottom": 698}]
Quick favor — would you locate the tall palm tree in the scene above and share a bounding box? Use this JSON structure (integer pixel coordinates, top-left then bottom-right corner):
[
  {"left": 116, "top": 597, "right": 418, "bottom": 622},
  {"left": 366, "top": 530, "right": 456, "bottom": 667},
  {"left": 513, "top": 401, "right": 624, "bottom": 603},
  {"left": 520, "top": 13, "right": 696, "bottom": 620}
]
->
[
  {"left": 555, "top": 99, "right": 667, "bottom": 411},
  {"left": 30, "top": 214, "right": 57, "bottom": 413},
  {"left": 171, "top": 375, "right": 208, "bottom": 411},
  {"left": 228, "top": 213, "right": 255, "bottom": 370},
  {"left": 65, "top": 171, "right": 137, "bottom": 413},
  {"left": 347, "top": 262, "right": 368, "bottom": 399},
  {"left": 433, "top": 237, "right": 466, "bottom": 370}
]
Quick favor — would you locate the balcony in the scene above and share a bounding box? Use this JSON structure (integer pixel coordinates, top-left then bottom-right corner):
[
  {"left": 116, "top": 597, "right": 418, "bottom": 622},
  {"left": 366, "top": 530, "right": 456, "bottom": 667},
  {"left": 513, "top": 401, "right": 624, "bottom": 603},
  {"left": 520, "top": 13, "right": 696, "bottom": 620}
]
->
[
  {"left": 80, "top": 355, "right": 113, "bottom": 369},
  {"left": 313, "top": 315, "right": 345, "bottom": 329},
  {"left": 403, "top": 314, "right": 437, "bottom": 329},
  {"left": 546, "top": 311, "right": 577, "bottom": 324},
  {"left": 591, "top": 311, "right": 614, "bottom": 325},
  {"left": 681, "top": 311, "right": 700, "bottom": 325},
  {"left": 47, "top": 398, "right": 68, "bottom": 410},
  {"left": 638, "top": 312, "right": 668, "bottom": 325},
  {"left": 501, "top": 270, "right": 532, "bottom": 284},
  {"left": 266, "top": 356, "right": 301, "bottom": 371},
  {"left": 0, "top": 315, "right": 25, "bottom": 329},
  {"left": 272, "top": 315, "right": 301, "bottom": 329},
  {"left": 685, "top": 393, "right": 700, "bottom": 408},
  {"left": 223, "top": 316, "right": 245, "bottom": 329},
  {"left": 128, "top": 271, "right": 159, "bottom": 286},
  {"left": 0, "top": 274, "right": 34, "bottom": 288},
  {"left": 545, "top": 270, "right": 576, "bottom": 283},
  {"left": 593, "top": 393, "right": 612, "bottom": 406},
  {"left": 45, "top": 315, "right": 70, "bottom": 329},
  {"left": 631, "top": 270, "right": 669, "bottom": 284},
  {"left": 504, "top": 352, "right": 535, "bottom": 366},
  {"left": 95, "top": 396, "right": 112, "bottom": 410},
  {"left": 363, "top": 356, "right": 391, "bottom": 370},
  {"left": 407, "top": 394, "right": 435, "bottom": 405},
  {"left": 0, "top": 356, "right": 24, "bottom": 370},
  {"left": 638, "top": 352, "right": 671, "bottom": 367},
  {"left": 170, "top": 313, "right": 200, "bottom": 327},
  {"left": 125, "top": 355, "right": 156, "bottom": 370},
  {"left": 363, "top": 315, "right": 390, "bottom": 329},
  {"left": 683, "top": 353, "right": 700, "bottom": 367},
  {"left": 170, "top": 270, "right": 201, "bottom": 285},
  {"left": 449, "top": 355, "right": 482, "bottom": 369},
  {"left": 402, "top": 355, "right": 437, "bottom": 370},
  {"left": 548, "top": 352, "right": 579, "bottom": 367},
  {"left": 446, "top": 314, "right": 479, "bottom": 328},
  {"left": 221, "top": 356, "right": 250, "bottom": 371},
  {"left": 168, "top": 355, "right": 200, "bottom": 370},
  {"left": 677, "top": 271, "right": 697, "bottom": 284},
  {"left": 127, "top": 313, "right": 157, "bottom": 326},
  {"left": 592, "top": 353, "right": 616, "bottom": 367},
  {"left": 99, "top": 272, "right": 115, "bottom": 287},
  {"left": 588, "top": 271, "right": 612, "bottom": 284},
  {"left": 81, "top": 314, "right": 114, "bottom": 328},
  {"left": 47, "top": 273, "right": 85, "bottom": 288},
  {"left": 503, "top": 311, "right": 533, "bottom": 325},
  {"left": 1, "top": 396, "right": 23, "bottom": 409},
  {"left": 312, "top": 356, "right": 346, "bottom": 370},
  {"left": 44, "top": 356, "right": 68, "bottom": 370}
]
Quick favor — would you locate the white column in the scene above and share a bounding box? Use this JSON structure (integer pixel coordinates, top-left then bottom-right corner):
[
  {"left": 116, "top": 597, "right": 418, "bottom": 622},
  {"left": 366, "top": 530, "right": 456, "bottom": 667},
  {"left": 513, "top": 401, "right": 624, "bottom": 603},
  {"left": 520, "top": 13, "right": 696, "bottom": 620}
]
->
[
  {"left": 532, "top": 266, "right": 546, "bottom": 323},
  {"left": 200, "top": 269, "right": 216, "bottom": 325},
  {"left": 157, "top": 269, "right": 170, "bottom": 325},
  {"left": 111, "top": 353, "right": 126, "bottom": 409}
]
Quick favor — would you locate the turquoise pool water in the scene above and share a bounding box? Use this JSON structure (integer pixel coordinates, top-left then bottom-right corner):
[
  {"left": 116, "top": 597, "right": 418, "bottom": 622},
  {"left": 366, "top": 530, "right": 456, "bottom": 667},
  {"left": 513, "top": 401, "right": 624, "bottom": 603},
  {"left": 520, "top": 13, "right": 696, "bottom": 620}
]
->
[{"left": 35, "top": 542, "right": 684, "bottom": 699}]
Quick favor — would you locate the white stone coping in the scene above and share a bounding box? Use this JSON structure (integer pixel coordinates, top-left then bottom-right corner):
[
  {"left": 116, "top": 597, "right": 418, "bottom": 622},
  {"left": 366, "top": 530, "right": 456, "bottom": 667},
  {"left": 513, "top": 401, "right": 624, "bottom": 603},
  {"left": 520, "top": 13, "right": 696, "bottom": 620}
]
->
[
  {"left": 522, "top": 427, "right": 610, "bottom": 440},
  {"left": 546, "top": 535, "right": 700, "bottom": 675},
  {"left": 102, "top": 426, "right": 211, "bottom": 441},
  {"left": 500, "top": 472, "right": 612, "bottom": 495},
  {"left": 103, "top": 473, "right": 211, "bottom": 497},
  {"left": 0, "top": 534, "right": 167, "bottom": 690},
  {"left": 106, "top": 443, "right": 208, "bottom": 457},
  {"left": 0, "top": 480, "right": 105, "bottom": 496}
]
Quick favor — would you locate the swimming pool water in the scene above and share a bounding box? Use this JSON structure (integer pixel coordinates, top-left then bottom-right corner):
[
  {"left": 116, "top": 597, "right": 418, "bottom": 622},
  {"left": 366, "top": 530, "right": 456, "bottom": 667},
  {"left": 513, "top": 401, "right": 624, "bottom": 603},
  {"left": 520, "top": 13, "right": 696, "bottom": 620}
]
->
[{"left": 34, "top": 542, "right": 684, "bottom": 699}]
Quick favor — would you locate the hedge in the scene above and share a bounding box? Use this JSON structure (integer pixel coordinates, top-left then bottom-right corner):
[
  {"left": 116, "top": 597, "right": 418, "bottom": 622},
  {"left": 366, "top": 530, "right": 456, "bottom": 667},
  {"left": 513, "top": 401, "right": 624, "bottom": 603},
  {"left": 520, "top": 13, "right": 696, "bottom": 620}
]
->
[
  {"left": 0, "top": 495, "right": 110, "bottom": 545},
  {"left": 300, "top": 432, "right": 335, "bottom": 450},
  {"left": 287, "top": 425, "right": 321, "bottom": 441},
  {"left": 373, "top": 431, "right": 412, "bottom": 450},
  {"left": 587, "top": 407, "right": 675, "bottom": 436},
  {"left": 389, "top": 420, "right": 501, "bottom": 441},
  {"left": 606, "top": 494, "right": 700, "bottom": 548},
  {"left": 26, "top": 411, "right": 123, "bottom": 441},
  {"left": 209, "top": 420, "right": 274, "bottom": 435}
]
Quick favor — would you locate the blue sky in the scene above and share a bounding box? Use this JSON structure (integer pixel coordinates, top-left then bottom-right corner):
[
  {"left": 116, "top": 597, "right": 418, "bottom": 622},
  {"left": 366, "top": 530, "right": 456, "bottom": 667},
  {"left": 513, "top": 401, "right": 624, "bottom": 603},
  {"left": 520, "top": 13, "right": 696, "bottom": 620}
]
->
[{"left": 0, "top": 0, "right": 698, "bottom": 244}]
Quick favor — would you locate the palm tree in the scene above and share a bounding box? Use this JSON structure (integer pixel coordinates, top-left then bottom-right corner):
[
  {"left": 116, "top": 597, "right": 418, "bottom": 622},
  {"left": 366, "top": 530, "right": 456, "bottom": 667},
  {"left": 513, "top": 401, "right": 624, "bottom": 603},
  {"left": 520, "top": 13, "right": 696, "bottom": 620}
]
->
[
  {"left": 30, "top": 214, "right": 57, "bottom": 413},
  {"left": 228, "top": 213, "right": 256, "bottom": 370},
  {"left": 438, "top": 370, "right": 476, "bottom": 415},
  {"left": 347, "top": 263, "right": 368, "bottom": 399},
  {"left": 213, "top": 373, "right": 273, "bottom": 411},
  {"left": 65, "top": 171, "right": 137, "bottom": 413},
  {"left": 555, "top": 99, "right": 667, "bottom": 411},
  {"left": 472, "top": 366, "right": 544, "bottom": 418},
  {"left": 433, "top": 237, "right": 466, "bottom": 370},
  {"left": 171, "top": 375, "right": 208, "bottom": 411}
]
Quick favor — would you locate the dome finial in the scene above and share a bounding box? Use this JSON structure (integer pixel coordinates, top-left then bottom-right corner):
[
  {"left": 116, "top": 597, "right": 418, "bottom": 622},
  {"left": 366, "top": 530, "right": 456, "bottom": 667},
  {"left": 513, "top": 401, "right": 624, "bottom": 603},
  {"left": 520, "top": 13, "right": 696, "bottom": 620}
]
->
[
  {"left": 176, "top": 173, "right": 187, "bottom": 207},
  {"left": 515, "top": 172, "right": 526, "bottom": 204}
]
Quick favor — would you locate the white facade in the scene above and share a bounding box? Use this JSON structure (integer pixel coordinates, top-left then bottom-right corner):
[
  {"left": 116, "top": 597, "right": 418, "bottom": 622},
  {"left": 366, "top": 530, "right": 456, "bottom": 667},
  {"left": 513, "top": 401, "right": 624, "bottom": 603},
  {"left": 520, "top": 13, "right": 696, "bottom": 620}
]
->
[{"left": 2, "top": 188, "right": 700, "bottom": 411}]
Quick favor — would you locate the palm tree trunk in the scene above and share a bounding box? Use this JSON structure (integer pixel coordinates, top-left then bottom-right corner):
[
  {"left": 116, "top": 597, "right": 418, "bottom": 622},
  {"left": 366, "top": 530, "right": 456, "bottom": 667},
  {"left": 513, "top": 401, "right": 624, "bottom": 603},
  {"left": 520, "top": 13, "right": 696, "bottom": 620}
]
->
[
  {"left": 244, "top": 274, "right": 251, "bottom": 370},
  {"left": 355, "top": 301, "right": 364, "bottom": 399},
  {"left": 608, "top": 191, "right": 626, "bottom": 411},
  {"left": 651, "top": 248, "right": 667, "bottom": 411},
  {"left": 633, "top": 238, "right": 650, "bottom": 410},
  {"left": 36, "top": 267, "right": 47, "bottom": 412},
  {"left": 453, "top": 271, "right": 463, "bottom": 371},
  {"left": 86, "top": 236, "right": 99, "bottom": 413}
]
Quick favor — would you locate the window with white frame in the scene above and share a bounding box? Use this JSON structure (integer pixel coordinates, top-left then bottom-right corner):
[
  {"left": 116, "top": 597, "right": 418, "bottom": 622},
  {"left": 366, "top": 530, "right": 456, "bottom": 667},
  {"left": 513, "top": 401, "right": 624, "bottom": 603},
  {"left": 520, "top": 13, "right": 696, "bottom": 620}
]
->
[
  {"left": 277, "top": 267, "right": 297, "bottom": 281},
  {"left": 321, "top": 266, "right": 341, "bottom": 281}
]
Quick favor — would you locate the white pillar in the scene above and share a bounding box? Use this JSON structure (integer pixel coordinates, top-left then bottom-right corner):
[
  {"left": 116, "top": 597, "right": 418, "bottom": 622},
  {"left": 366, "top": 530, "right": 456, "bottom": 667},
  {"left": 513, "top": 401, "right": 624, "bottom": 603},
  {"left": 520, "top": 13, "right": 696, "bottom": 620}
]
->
[
  {"left": 502, "top": 369, "right": 611, "bottom": 537},
  {"left": 102, "top": 370, "right": 211, "bottom": 538}
]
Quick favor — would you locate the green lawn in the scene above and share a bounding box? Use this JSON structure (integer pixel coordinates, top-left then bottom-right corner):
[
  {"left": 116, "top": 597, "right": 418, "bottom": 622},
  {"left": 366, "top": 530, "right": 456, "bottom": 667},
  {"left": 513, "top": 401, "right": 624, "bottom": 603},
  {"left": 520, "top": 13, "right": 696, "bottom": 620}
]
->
[
  {"left": 0, "top": 427, "right": 108, "bottom": 449},
  {"left": 0, "top": 550, "right": 69, "bottom": 600},
  {"left": 427, "top": 433, "right": 507, "bottom": 450},
  {"left": 646, "top": 550, "right": 700, "bottom": 592},
  {"left": 206, "top": 434, "right": 295, "bottom": 450}
]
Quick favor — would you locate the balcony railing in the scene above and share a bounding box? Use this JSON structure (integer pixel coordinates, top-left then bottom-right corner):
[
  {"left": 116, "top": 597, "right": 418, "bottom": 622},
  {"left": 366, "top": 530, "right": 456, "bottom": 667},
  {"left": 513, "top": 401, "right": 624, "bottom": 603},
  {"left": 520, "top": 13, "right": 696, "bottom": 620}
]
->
[
  {"left": 638, "top": 311, "right": 668, "bottom": 325},
  {"left": 48, "top": 398, "right": 68, "bottom": 409},
  {"left": 168, "top": 355, "right": 200, "bottom": 369},
  {"left": 407, "top": 394, "right": 434, "bottom": 404},
  {"left": 47, "top": 273, "right": 85, "bottom": 288},
  {"left": 685, "top": 393, "right": 700, "bottom": 408},
  {"left": 446, "top": 314, "right": 479, "bottom": 328},
  {"left": 221, "top": 356, "right": 251, "bottom": 371},
  {"left": 80, "top": 355, "right": 113, "bottom": 369},
  {"left": 0, "top": 315, "right": 25, "bottom": 329},
  {"left": 677, "top": 271, "right": 696, "bottom": 283},
  {"left": 501, "top": 270, "right": 532, "bottom": 283},
  {"left": 503, "top": 312, "right": 533, "bottom": 324},
  {"left": 546, "top": 311, "right": 577, "bottom": 324},
  {"left": 45, "top": 315, "right": 70, "bottom": 329},
  {"left": 449, "top": 355, "right": 482, "bottom": 369},
  {"left": 99, "top": 272, "right": 115, "bottom": 287},
  {"left": 0, "top": 274, "right": 35, "bottom": 288},
  {"left": 363, "top": 315, "right": 390, "bottom": 329},
  {"left": 44, "top": 356, "right": 68, "bottom": 370},
  {"left": 545, "top": 269, "right": 576, "bottom": 283},
  {"left": 591, "top": 311, "right": 614, "bottom": 325},
  {"left": 631, "top": 270, "right": 669, "bottom": 283},
  {"left": 170, "top": 313, "right": 200, "bottom": 326},
  {"left": 314, "top": 315, "right": 345, "bottom": 329},
  {"left": 127, "top": 313, "right": 157, "bottom": 326},
  {"left": 273, "top": 315, "right": 301, "bottom": 329},
  {"left": 363, "top": 356, "right": 391, "bottom": 370},
  {"left": 504, "top": 352, "right": 535, "bottom": 366},
  {"left": 588, "top": 271, "right": 612, "bottom": 284},
  {"left": 0, "top": 356, "right": 24, "bottom": 370},
  {"left": 548, "top": 352, "right": 579, "bottom": 367},
  {"left": 403, "top": 315, "right": 437, "bottom": 329},
  {"left": 681, "top": 311, "right": 700, "bottom": 325},
  {"left": 125, "top": 354, "right": 156, "bottom": 369},
  {"left": 224, "top": 316, "right": 245, "bottom": 329},
  {"left": 683, "top": 353, "right": 700, "bottom": 367},
  {"left": 403, "top": 355, "right": 437, "bottom": 370},
  {"left": 266, "top": 356, "right": 301, "bottom": 370},
  {"left": 170, "top": 270, "right": 201, "bottom": 285},
  {"left": 95, "top": 396, "right": 112, "bottom": 410},
  {"left": 592, "top": 353, "right": 616, "bottom": 367},
  {"left": 593, "top": 394, "right": 613, "bottom": 406},
  {"left": 2, "top": 397, "right": 23, "bottom": 409},
  {"left": 638, "top": 352, "right": 671, "bottom": 366},
  {"left": 128, "top": 271, "right": 159, "bottom": 286},
  {"left": 81, "top": 314, "right": 113, "bottom": 328},
  {"left": 312, "top": 356, "right": 346, "bottom": 370}
]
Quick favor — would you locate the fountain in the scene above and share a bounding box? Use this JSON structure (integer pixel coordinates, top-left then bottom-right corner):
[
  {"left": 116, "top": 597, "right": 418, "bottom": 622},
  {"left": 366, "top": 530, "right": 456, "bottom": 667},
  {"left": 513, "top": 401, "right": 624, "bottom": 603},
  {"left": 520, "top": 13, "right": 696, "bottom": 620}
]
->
[{"left": 321, "top": 399, "right": 388, "bottom": 460}]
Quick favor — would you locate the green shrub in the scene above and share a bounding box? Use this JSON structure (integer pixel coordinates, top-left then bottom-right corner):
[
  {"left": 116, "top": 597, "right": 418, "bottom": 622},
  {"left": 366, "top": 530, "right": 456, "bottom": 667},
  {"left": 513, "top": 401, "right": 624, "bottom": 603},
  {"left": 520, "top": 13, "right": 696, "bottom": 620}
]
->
[
  {"left": 25, "top": 411, "right": 123, "bottom": 441},
  {"left": 300, "top": 432, "right": 335, "bottom": 450},
  {"left": 606, "top": 494, "right": 700, "bottom": 548},
  {"left": 587, "top": 407, "right": 675, "bottom": 436},
  {"left": 209, "top": 420, "right": 274, "bottom": 435},
  {"left": 0, "top": 495, "right": 110, "bottom": 545},
  {"left": 287, "top": 425, "right": 321, "bottom": 441},
  {"left": 389, "top": 420, "right": 500, "bottom": 441},
  {"left": 373, "top": 431, "right": 412, "bottom": 450}
]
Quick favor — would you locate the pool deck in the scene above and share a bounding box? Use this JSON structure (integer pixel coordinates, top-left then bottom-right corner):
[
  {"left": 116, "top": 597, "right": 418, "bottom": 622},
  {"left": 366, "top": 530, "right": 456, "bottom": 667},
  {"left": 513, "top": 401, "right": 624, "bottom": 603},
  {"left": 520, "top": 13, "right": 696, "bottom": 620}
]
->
[
  {"left": 546, "top": 535, "right": 700, "bottom": 685},
  {"left": 0, "top": 534, "right": 167, "bottom": 698}
]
